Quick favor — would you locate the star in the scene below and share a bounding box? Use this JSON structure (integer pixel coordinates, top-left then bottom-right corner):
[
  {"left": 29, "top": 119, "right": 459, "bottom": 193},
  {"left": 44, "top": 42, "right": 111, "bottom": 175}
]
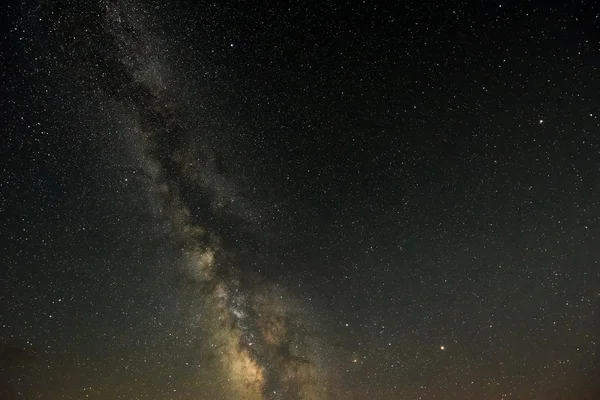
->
[{"left": 4, "top": 1, "right": 599, "bottom": 399}]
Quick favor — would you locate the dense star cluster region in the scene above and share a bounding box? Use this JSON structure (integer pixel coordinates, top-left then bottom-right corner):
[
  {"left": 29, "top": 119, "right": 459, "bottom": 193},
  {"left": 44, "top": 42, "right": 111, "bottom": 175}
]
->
[
  {"left": 2, "top": 0, "right": 600, "bottom": 399},
  {"left": 98, "top": 6, "right": 327, "bottom": 399}
]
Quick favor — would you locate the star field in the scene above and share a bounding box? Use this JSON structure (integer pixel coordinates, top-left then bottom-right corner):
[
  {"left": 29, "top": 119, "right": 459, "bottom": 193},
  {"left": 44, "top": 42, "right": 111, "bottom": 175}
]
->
[{"left": 2, "top": 0, "right": 600, "bottom": 399}]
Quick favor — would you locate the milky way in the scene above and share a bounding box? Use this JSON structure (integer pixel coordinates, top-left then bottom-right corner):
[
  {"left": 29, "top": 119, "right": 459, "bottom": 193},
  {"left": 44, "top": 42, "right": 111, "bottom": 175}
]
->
[{"left": 99, "top": 2, "right": 326, "bottom": 399}]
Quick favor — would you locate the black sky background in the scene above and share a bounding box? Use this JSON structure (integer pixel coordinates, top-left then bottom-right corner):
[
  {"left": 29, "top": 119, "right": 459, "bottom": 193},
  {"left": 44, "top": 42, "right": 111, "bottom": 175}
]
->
[{"left": 2, "top": 0, "right": 600, "bottom": 399}]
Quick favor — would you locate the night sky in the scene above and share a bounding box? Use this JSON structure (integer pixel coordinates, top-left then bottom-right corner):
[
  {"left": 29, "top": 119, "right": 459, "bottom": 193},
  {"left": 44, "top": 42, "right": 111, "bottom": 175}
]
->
[{"left": 2, "top": 0, "right": 600, "bottom": 399}]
